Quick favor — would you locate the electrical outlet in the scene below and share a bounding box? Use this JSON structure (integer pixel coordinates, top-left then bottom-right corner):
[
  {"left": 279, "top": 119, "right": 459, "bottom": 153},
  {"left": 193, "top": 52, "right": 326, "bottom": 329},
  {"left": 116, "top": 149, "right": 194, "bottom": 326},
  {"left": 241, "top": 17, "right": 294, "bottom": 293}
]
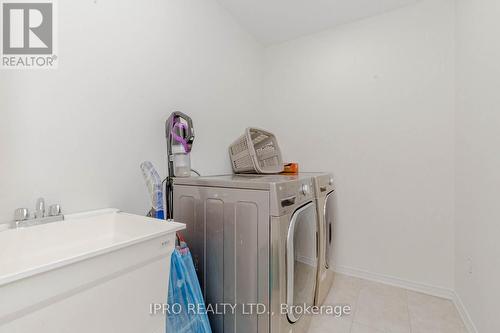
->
[{"left": 467, "top": 257, "right": 473, "bottom": 275}]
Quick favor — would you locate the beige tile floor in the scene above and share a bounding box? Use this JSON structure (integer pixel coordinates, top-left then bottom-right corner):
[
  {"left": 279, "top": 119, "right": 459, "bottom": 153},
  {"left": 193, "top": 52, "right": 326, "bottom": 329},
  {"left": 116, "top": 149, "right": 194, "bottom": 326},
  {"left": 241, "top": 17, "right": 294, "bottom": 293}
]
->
[{"left": 309, "top": 273, "right": 467, "bottom": 333}]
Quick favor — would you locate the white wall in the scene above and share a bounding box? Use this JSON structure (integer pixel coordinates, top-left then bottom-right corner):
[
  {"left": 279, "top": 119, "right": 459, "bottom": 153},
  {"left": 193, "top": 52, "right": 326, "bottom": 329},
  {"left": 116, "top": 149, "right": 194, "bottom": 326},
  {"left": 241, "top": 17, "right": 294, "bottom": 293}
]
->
[
  {"left": 263, "top": 0, "right": 456, "bottom": 290},
  {"left": 0, "top": 0, "right": 263, "bottom": 223},
  {"left": 455, "top": 0, "right": 500, "bottom": 331}
]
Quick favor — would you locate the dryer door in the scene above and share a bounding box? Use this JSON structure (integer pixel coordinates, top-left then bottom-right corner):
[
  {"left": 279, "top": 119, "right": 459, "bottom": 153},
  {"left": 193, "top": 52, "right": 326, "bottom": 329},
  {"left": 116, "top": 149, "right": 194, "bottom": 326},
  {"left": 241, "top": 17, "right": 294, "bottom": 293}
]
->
[
  {"left": 324, "top": 190, "right": 335, "bottom": 269},
  {"left": 286, "top": 202, "right": 318, "bottom": 323}
]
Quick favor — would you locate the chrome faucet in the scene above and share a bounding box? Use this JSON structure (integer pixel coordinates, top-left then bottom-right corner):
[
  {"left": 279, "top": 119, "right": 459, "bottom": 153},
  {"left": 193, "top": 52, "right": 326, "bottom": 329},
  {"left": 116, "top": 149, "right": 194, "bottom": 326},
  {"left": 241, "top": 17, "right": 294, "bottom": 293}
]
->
[
  {"left": 12, "top": 197, "right": 64, "bottom": 229},
  {"left": 35, "top": 197, "right": 45, "bottom": 219}
]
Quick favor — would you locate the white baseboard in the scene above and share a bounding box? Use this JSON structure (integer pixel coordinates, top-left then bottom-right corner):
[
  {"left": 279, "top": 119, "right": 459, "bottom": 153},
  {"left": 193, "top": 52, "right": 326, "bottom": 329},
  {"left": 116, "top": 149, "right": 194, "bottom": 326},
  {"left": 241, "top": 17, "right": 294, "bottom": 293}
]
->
[
  {"left": 333, "top": 265, "right": 455, "bottom": 299},
  {"left": 452, "top": 291, "right": 478, "bottom": 333},
  {"left": 333, "top": 265, "right": 478, "bottom": 333}
]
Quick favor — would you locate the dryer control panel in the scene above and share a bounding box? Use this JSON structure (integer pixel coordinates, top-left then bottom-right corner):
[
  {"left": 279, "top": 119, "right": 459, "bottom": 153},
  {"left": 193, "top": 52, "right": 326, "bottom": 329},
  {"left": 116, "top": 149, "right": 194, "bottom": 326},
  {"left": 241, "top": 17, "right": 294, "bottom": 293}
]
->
[
  {"left": 313, "top": 173, "right": 335, "bottom": 197},
  {"left": 271, "top": 178, "right": 315, "bottom": 216}
]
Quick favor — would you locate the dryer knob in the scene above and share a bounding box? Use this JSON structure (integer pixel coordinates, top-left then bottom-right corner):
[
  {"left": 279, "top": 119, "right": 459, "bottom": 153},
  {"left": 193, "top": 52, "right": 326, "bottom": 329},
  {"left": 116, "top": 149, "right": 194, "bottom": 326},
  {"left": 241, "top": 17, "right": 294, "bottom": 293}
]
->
[
  {"left": 301, "top": 184, "right": 310, "bottom": 195},
  {"left": 329, "top": 177, "right": 334, "bottom": 186}
]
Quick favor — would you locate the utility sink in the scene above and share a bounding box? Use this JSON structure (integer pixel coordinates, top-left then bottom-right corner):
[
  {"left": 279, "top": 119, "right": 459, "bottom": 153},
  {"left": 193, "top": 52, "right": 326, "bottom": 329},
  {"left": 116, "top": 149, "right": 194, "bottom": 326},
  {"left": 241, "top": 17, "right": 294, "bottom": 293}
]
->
[{"left": 0, "top": 209, "right": 185, "bottom": 333}]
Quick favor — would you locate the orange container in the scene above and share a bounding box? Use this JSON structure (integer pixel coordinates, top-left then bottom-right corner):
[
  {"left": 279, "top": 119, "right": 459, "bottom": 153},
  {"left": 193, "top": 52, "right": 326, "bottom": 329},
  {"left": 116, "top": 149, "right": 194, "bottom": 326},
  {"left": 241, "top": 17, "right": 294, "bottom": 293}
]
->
[{"left": 281, "top": 163, "right": 299, "bottom": 174}]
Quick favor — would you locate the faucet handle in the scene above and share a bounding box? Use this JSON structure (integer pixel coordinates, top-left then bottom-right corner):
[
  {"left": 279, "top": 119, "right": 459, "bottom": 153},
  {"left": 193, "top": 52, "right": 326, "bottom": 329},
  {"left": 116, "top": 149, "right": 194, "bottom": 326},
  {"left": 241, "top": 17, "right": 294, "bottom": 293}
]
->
[
  {"left": 14, "top": 208, "right": 30, "bottom": 222},
  {"left": 48, "top": 204, "right": 62, "bottom": 217},
  {"left": 35, "top": 197, "right": 45, "bottom": 219}
]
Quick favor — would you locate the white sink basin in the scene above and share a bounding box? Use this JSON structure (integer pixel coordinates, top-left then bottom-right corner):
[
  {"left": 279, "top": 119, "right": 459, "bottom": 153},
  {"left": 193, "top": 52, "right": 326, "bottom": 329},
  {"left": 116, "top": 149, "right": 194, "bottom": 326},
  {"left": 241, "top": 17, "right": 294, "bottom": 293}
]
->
[
  {"left": 0, "top": 209, "right": 185, "bottom": 333},
  {"left": 0, "top": 209, "right": 184, "bottom": 286}
]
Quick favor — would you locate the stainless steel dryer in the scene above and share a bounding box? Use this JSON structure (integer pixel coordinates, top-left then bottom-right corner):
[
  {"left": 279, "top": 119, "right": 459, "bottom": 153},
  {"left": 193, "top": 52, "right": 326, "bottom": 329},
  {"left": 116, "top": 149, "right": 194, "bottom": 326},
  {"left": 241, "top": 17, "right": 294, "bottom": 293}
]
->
[
  {"left": 273, "top": 173, "right": 336, "bottom": 306},
  {"left": 307, "top": 173, "right": 336, "bottom": 306},
  {"left": 173, "top": 174, "right": 318, "bottom": 333}
]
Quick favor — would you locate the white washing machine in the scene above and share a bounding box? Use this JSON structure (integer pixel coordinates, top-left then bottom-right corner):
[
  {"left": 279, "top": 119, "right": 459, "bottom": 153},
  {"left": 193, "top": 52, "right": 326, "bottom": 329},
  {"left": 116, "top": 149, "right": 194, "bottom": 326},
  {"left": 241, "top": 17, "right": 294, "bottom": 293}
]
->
[{"left": 173, "top": 174, "right": 318, "bottom": 333}]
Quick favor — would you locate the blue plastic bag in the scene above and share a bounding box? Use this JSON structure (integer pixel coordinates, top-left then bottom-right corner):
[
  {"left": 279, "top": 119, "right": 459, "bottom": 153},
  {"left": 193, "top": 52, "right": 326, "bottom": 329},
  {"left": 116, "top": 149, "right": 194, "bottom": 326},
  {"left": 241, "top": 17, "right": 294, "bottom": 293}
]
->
[{"left": 167, "top": 247, "right": 212, "bottom": 333}]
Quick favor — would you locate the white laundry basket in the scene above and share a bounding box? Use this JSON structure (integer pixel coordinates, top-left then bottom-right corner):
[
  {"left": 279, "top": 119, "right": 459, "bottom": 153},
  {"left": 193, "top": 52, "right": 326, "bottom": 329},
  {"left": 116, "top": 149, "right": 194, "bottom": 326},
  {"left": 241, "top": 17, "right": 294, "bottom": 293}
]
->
[{"left": 229, "top": 128, "right": 284, "bottom": 174}]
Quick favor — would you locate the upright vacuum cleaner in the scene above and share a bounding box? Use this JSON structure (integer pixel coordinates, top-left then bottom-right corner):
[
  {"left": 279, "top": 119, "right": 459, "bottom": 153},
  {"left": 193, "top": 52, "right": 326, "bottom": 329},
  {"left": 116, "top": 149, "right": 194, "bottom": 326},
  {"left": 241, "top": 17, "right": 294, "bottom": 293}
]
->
[
  {"left": 164, "top": 112, "right": 211, "bottom": 332},
  {"left": 165, "top": 111, "right": 195, "bottom": 220}
]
